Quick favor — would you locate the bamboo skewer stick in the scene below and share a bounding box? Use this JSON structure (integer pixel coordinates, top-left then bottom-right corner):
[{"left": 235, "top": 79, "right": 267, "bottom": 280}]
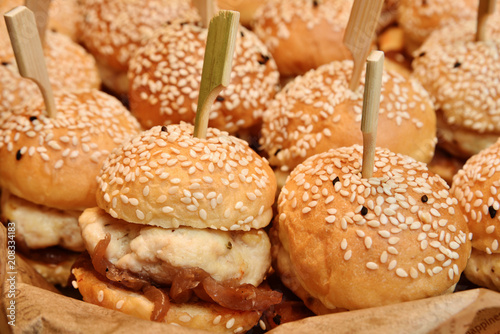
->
[
  {"left": 193, "top": 10, "right": 240, "bottom": 139},
  {"left": 192, "top": 0, "right": 216, "bottom": 28},
  {"left": 476, "top": 0, "right": 496, "bottom": 42},
  {"left": 344, "top": 0, "right": 384, "bottom": 92},
  {"left": 24, "top": 0, "right": 50, "bottom": 45},
  {"left": 361, "top": 50, "right": 384, "bottom": 179},
  {"left": 4, "top": 6, "right": 57, "bottom": 118}
]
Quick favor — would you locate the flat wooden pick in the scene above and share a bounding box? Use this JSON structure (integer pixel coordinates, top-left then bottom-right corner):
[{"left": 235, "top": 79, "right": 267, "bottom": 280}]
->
[
  {"left": 476, "top": 0, "right": 496, "bottom": 41},
  {"left": 193, "top": 10, "right": 240, "bottom": 139},
  {"left": 344, "top": 0, "right": 384, "bottom": 92},
  {"left": 192, "top": 0, "right": 215, "bottom": 28},
  {"left": 24, "top": 0, "right": 50, "bottom": 45},
  {"left": 361, "top": 50, "right": 384, "bottom": 179},
  {"left": 4, "top": 6, "right": 57, "bottom": 118}
]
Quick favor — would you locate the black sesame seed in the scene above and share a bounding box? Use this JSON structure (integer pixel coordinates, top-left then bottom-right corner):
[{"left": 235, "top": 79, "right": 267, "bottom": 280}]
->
[
  {"left": 29, "top": 116, "right": 37, "bottom": 122},
  {"left": 418, "top": 52, "right": 426, "bottom": 57},
  {"left": 216, "top": 95, "right": 225, "bottom": 102},
  {"left": 1, "top": 61, "right": 9, "bottom": 66},
  {"left": 453, "top": 61, "right": 461, "bottom": 68},
  {"left": 313, "top": 0, "right": 319, "bottom": 7},
  {"left": 16, "top": 149, "right": 22, "bottom": 161},
  {"left": 161, "top": 126, "right": 168, "bottom": 132},
  {"left": 489, "top": 206, "right": 497, "bottom": 219},
  {"left": 274, "top": 148, "right": 282, "bottom": 156},
  {"left": 240, "top": 31, "right": 244, "bottom": 37},
  {"left": 332, "top": 176, "right": 340, "bottom": 186},
  {"left": 273, "top": 315, "right": 282, "bottom": 325},
  {"left": 361, "top": 206, "right": 368, "bottom": 216},
  {"left": 180, "top": 21, "right": 188, "bottom": 26},
  {"left": 258, "top": 54, "right": 270, "bottom": 65},
  {"left": 422, "top": 0, "right": 427, "bottom": 5},
  {"left": 421, "top": 195, "right": 428, "bottom": 203},
  {"left": 226, "top": 241, "right": 232, "bottom": 250}
]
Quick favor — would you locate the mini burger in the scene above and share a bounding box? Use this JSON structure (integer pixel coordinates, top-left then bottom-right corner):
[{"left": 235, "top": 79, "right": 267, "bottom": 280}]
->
[
  {"left": 273, "top": 145, "right": 472, "bottom": 314},
  {"left": 451, "top": 138, "right": 500, "bottom": 291},
  {"left": 72, "top": 123, "right": 282, "bottom": 333},
  {"left": 0, "top": 90, "right": 142, "bottom": 285}
]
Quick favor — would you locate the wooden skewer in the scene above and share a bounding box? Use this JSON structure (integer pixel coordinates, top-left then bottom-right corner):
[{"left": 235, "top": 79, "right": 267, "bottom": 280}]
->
[
  {"left": 361, "top": 50, "right": 384, "bottom": 179},
  {"left": 344, "top": 0, "right": 384, "bottom": 92},
  {"left": 193, "top": 10, "right": 240, "bottom": 139},
  {"left": 4, "top": 6, "right": 57, "bottom": 118},
  {"left": 192, "top": 0, "right": 216, "bottom": 28},
  {"left": 24, "top": 0, "right": 50, "bottom": 45},
  {"left": 476, "top": 0, "right": 496, "bottom": 42}
]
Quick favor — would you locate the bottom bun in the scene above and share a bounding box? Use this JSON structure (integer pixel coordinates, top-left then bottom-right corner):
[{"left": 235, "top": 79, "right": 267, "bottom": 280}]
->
[
  {"left": 24, "top": 253, "right": 79, "bottom": 287},
  {"left": 464, "top": 248, "right": 500, "bottom": 292},
  {"left": 72, "top": 256, "right": 262, "bottom": 333}
]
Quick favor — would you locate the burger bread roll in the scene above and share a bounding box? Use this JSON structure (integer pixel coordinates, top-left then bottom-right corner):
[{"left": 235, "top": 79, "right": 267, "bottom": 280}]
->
[
  {"left": 79, "top": 0, "right": 199, "bottom": 95},
  {"left": 0, "top": 30, "right": 101, "bottom": 112},
  {"left": 0, "top": 90, "right": 141, "bottom": 285},
  {"left": 0, "top": 0, "right": 82, "bottom": 42},
  {"left": 260, "top": 60, "right": 436, "bottom": 187},
  {"left": 74, "top": 124, "right": 280, "bottom": 332},
  {"left": 397, "top": 0, "right": 478, "bottom": 54},
  {"left": 275, "top": 145, "right": 471, "bottom": 312},
  {"left": 128, "top": 21, "right": 279, "bottom": 137},
  {"left": 251, "top": 0, "right": 353, "bottom": 78},
  {"left": 412, "top": 40, "right": 500, "bottom": 159},
  {"left": 451, "top": 139, "right": 500, "bottom": 291}
]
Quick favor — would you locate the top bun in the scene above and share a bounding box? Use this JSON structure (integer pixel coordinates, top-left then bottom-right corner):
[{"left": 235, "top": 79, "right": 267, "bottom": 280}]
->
[
  {"left": 0, "top": 90, "right": 141, "bottom": 210},
  {"left": 260, "top": 60, "right": 436, "bottom": 174},
  {"left": 97, "top": 123, "right": 277, "bottom": 231},
  {"left": 276, "top": 145, "right": 471, "bottom": 311},
  {"left": 451, "top": 138, "right": 500, "bottom": 254},
  {"left": 251, "top": 0, "right": 353, "bottom": 77}
]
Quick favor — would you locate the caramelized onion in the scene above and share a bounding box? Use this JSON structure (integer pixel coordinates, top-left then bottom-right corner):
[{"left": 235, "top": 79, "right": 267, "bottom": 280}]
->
[
  {"left": 144, "top": 285, "right": 170, "bottom": 322},
  {"left": 201, "top": 276, "right": 282, "bottom": 311}
]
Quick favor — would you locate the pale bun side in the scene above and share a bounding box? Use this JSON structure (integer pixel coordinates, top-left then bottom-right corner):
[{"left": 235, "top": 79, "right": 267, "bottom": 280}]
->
[
  {"left": 251, "top": 0, "right": 353, "bottom": 77},
  {"left": 0, "top": 90, "right": 141, "bottom": 210},
  {"left": 72, "top": 257, "right": 261, "bottom": 334},
  {"left": 464, "top": 248, "right": 500, "bottom": 291},
  {"left": 451, "top": 139, "right": 500, "bottom": 254},
  {"left": 216, "top": 0, "right": 266, "bottom": 27},
  {"left": 277, "top": 145, "right": 471, "bottom": 311},
  {"left": 25, "top": 255, "right": 78, "bottom": 287},
  {"left": 97, "top": 123, "right": 277, "bottom": 231},
  {"left": 261, "top": 60, "right": 436, "bottom": 173}
]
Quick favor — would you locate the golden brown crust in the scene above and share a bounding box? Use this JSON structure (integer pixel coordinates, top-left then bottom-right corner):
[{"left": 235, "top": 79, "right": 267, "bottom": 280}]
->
[
  {"left": 451, "top": 139, "right": 500, "bottom": 254},
  {"left": 277, "top": 146, "right": 471, "bottom": 310},
  {"left": 464, "top": 248, "right": 500, "bottom": 292},
  {"left": 128, "top": 22, "right": 279, "bottom": 135},
  {"left": 79, "top": 0, "right": 199, "bottom": 73},
  {"left": 397, "top": 0, "right": 477, "bottom": 53},
  {"left": 0, "top": 90, "right": 141, "bottom": 210},
  {"left": 97, "top": 123, "right": 277, "bottom": 231},
  {"left": 251, "top": 0, "right": 353, "bottom": 77},
  {"left": 72, "top": 258, "right": 262, "bottom": 333},
  {"left": 216, "top": 0, "right": 266, "bottom": 27},
  {"left": 260, "top": 60, "right": 437, "bottom": 173}
]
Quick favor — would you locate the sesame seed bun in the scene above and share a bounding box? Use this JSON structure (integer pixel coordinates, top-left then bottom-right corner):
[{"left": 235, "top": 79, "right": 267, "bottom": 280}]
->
[
  {"left": 0, "top": 90, "right": 142, "bottom": 211},
  {"left": 72, "top": 255, "right": 262, "bottom": 333},
  {"left": 251, "top": 0, "right": 353, "bottom": 78},
  {"left": 0, "top": 63, "right": 40, "bottom": 111},
  {"left": 260, "top": 60, "right": 437, "bottom": 182},
  {"left": 397, "top": 0, "right": 478, "bottom": 54},
  {"left": 275, "top": 145, "right": 471, "bottom": 311},
  {"left": 97, "top": 123, "right": 276, "bottom": 231},
  {"left": 128, "top": 21, "right": 279, "bottom": 136},
  {"left": 0, "top": 29, "right": 101, "bottom": 99},
  {"left": 451, "top": 139, "right": 500, "bottom": 291},
  {"left": 78, "top": 0, "right": 199, "bottom": 95},
  {"left": 412, "top": 40, "right": 500, "bottom": 159}
]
